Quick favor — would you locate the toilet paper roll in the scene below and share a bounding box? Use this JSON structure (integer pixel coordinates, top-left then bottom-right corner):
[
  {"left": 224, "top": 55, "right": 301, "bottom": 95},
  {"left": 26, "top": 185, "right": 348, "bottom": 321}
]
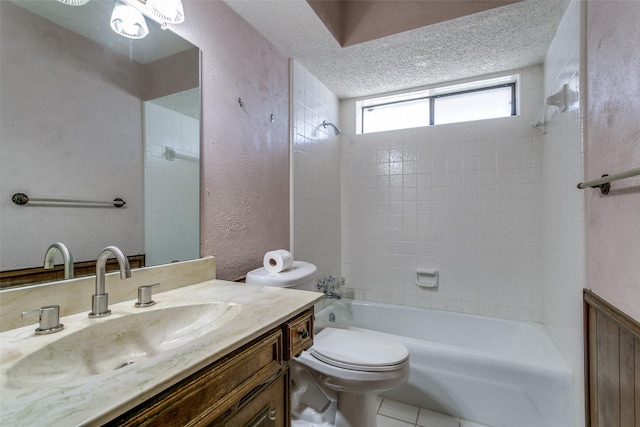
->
[{"left": 263, "top": 250, "right": 294, "bottom": 273}]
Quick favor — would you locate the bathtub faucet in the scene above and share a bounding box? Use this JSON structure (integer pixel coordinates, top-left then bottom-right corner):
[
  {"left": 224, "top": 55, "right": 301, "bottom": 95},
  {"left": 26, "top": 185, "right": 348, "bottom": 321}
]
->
[{"left": 317, "top": 275, "right": 344, "bottom": 299}]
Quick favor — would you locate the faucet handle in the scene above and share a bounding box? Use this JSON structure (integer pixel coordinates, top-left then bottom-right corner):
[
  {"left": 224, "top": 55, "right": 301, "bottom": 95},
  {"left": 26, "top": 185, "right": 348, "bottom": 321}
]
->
[
  {"left": 135, "top": 284, "right": 160, "bottom": 307},
  {"left": 22, "top": 305, "right": 64, "bottom": 335}
]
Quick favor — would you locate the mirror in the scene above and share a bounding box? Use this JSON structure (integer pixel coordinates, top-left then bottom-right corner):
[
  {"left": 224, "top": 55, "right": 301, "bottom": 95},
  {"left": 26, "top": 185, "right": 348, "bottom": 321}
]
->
[{"left": 0, "top": 0, "right": 200, "bottom": 284}]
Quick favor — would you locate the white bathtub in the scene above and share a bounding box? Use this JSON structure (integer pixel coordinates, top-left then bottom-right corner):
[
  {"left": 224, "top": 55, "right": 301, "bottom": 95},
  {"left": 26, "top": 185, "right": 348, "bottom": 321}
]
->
[{"left": 314, "top": 299, "right": 573, "bottom": 427}]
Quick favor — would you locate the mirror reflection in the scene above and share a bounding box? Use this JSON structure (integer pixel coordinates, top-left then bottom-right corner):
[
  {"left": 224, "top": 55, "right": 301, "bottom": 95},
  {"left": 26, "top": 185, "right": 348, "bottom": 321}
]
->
[{"left": 0, "top": 0, "right": 200, "bottom": 287}]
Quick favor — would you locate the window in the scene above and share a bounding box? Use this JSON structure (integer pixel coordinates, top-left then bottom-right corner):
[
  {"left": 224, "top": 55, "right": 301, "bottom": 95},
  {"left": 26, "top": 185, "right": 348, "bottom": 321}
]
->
[
  {"left": 358, "top": 77, "right": 517, "bottom": 134},
  {"left": 363, "top": 98, "right": 430, "bottom": 134},
  {"left": 433, "top": 85, "right": 515, "bottom": 125}
]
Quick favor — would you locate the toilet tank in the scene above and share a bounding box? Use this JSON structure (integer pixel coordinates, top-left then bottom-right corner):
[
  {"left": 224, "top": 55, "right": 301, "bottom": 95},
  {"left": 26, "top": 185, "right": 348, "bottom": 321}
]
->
[{"left": 246, "top": 261, "right": 317, "bottom": 290}]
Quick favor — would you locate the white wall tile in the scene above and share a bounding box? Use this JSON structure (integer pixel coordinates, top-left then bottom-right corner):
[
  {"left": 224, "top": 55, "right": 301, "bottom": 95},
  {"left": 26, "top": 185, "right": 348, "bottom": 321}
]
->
[
  {"left": 540, "top": 1, "right": 585, "bottom": 426},
  {"left": 291, "top": 61, "right": 341, "bottom": 288},
  {"left": 340, "top": 66, "right": 544, "bottom": 321},
  {"left": 143, "top": 101, "right": 200, "bottom": 266}
]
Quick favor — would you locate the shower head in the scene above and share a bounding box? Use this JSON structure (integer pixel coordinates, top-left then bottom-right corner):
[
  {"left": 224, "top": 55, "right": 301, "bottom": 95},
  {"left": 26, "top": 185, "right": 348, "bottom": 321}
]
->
[{"left": 322, "top": 120, "right": 341, "bottom": 136}]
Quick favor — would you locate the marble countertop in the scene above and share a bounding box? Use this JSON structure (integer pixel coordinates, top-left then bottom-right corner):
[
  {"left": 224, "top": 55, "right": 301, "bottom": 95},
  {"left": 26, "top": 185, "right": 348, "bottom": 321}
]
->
[{"left": 0, "top": 280, "right": 322, "bottom": 426}]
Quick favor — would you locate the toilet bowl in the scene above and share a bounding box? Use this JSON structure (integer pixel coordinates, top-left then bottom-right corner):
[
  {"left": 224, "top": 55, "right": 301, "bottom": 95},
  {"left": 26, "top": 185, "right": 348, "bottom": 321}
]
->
[
  {"left": 291, "top": 327, "right": 410, "bottom": 427},
  {"left": 246, "top": 260, "right": 410, "bottom": 427}
]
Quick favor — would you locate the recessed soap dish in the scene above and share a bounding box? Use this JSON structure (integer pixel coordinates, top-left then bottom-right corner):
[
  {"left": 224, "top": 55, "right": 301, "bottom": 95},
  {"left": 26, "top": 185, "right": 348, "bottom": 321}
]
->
[{"left": 416, "top": 269, "right": 439, "bottom": 288}]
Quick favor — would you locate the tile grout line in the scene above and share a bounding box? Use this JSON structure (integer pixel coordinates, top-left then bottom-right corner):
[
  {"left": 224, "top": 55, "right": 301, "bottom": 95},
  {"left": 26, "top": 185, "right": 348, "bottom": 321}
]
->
[{"left": 378, "top": 397, "right": 420, "bottom": 427}]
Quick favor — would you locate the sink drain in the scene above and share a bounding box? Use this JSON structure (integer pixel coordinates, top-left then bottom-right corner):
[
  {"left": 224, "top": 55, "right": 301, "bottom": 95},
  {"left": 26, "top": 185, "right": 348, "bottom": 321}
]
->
[{"left": 115, "top": 361, "right": 136, "bottom": 370}]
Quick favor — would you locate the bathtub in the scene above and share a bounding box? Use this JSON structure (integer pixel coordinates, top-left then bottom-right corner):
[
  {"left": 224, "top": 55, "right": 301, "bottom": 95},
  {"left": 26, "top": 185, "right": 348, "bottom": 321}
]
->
[{"left": 314, "top": 299, "right": 573, "bottom": 427}]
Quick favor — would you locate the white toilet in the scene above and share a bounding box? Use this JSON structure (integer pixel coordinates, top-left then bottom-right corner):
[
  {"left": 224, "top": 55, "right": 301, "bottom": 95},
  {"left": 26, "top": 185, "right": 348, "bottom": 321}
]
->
[
  {"left": 246, "top": 260, "right": 318, "bottom": 290},
  {"left": 246, "top": 262, "right": 410, "bottom": 427}
]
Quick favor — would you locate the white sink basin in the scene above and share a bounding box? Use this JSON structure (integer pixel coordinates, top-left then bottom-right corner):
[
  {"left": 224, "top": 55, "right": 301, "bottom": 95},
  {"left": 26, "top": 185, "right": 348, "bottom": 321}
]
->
[{"left": 6, "top": 303, "right": 241, "bottom": 389}]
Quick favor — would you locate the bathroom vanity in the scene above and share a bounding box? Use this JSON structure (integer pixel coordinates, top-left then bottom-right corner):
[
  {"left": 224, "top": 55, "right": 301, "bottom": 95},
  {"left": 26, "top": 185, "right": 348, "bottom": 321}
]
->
[
  {"left": 107, "top": 309, "right": 314, "bottom": 426},
  {"left": 0, "top": 267, "right": 321, "bottom": 426}
]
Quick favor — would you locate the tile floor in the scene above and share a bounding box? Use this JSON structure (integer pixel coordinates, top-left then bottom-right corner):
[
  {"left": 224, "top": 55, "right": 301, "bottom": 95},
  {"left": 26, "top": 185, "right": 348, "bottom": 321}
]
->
[{"left": 376, "top": 397, "right": 491, "bottom": 427}]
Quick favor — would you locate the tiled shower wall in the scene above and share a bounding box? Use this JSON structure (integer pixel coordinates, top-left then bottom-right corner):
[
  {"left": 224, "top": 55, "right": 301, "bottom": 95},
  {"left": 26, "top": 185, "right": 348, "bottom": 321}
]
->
[
  {"left": 540, "top": 1, "right": 585, "bottom": 425},
  {"left": 144, "top": 99, "right": 200, "bottom": 267},
  {"left": 340, "top": 67, "right": 544, "bottom": 321},
  {"left": 291, "top": 61, "right": 341, "bottom": 289}
]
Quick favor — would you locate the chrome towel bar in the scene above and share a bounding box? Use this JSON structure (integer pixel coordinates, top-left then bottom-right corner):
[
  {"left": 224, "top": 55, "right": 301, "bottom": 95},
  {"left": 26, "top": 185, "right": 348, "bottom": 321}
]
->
[
  {"left": 11, "top": 193, "right": 126, "bottom": 208},
  {"left": 577, "top": 166, "right": 640, "bottom": 195}
]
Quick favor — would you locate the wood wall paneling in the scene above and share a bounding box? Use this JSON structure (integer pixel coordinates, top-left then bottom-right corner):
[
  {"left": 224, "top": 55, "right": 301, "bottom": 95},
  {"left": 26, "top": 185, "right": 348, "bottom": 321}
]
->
[
  {"left": 0, "top": 255, "right": 145, "bottom": 289},
  {"left": 584, "top": 289, "right": 639, "bottom": 427}
]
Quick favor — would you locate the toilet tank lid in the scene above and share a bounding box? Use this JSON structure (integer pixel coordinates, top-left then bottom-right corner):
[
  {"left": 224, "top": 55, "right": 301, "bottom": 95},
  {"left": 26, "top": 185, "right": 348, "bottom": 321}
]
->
[{"left": 246, "top": 261, "right": 317, "bottom": 288}]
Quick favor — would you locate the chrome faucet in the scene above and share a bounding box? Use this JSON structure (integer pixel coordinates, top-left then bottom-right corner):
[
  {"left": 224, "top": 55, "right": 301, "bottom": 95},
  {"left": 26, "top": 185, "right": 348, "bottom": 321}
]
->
[
  {"left": 317, "top": 275, "right": 344, "bottom": 299},
  {"left": 43, "top": 242, "right": 74, "bottom": 279},
  {"left": 89, "top": 246, "right": 131, "bottom": 318}
]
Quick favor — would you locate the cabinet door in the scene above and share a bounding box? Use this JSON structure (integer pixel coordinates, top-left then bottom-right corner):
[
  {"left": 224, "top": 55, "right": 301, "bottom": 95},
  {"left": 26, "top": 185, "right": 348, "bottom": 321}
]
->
[{"left": 212, "top": 370, "right": 289, "bottom": 427}]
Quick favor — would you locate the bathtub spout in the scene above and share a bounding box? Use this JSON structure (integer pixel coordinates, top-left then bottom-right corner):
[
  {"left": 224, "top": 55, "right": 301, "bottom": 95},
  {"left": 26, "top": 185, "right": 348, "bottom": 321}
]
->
[
  {"left": 317, "top": 276, "right": 343, "bottom": 299},
  {"left": 324, "top": 290, "right": 342, "bottom": 299}
]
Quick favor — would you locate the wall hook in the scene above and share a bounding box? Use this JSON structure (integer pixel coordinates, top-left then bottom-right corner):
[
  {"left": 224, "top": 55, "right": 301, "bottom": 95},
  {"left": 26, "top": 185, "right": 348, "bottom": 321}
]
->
[{"left": 238, "top": 98, "right": 244, "bottom": 108}]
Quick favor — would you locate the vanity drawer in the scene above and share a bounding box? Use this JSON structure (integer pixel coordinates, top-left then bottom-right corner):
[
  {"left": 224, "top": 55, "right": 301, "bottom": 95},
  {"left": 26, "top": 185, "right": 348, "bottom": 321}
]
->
[
  {"left": 108, "top": 329, "right": 283, "bottom": 427},
  {"left": 211, "top": 370, "right": 289, "bottom": 427},
  {"left": 284, "top": 308, "right": 314, "bottom": 359}
]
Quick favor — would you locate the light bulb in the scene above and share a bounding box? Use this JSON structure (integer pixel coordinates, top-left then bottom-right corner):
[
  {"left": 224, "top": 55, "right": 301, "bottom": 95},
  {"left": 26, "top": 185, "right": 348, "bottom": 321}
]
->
[
  {"left": 110, "top": 0, "right": 149, "bottom": 39},
  {"left": 145, "top": 0, "right": 184, "bottom": 24}
]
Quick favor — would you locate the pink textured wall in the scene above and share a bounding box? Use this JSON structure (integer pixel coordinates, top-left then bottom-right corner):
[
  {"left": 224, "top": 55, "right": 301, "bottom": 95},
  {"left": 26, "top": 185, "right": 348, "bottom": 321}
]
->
[
  {"left": 585, "top": 1, "right": 640, "bottom": 321},
  {"left": 170, "top": 1, "right": 290, "bottom": 280},
  {"left": 143, "top": 48, "right": 199, "bottom": 100}
]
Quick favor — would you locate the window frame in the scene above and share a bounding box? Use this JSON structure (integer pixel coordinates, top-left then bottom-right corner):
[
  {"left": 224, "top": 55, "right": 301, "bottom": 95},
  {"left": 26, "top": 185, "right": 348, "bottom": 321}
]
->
[{"left": 359, "top": 81, "right": 517, "bottom": 134}]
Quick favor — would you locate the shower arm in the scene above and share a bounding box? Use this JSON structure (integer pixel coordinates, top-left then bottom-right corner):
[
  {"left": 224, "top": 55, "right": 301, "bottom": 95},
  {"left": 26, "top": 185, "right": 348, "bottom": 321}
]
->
[{"left": 322, "top": 120, "right": 341, "bottom": 135}]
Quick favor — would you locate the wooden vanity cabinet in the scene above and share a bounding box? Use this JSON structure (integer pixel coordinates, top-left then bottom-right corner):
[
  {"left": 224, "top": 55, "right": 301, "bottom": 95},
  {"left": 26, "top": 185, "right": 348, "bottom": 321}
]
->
[{"left": 105, "top": 308, "right": 314, "bottom": 427}]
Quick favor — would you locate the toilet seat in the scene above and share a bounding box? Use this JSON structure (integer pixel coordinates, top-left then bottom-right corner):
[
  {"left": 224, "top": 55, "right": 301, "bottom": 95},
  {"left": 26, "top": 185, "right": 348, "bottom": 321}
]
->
[{"left": 309, "top": 328, "right": 409, "bottom": 372}]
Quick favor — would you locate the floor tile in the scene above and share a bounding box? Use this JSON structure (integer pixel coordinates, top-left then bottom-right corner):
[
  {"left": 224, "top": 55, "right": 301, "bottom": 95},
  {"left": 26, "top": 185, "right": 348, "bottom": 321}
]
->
[
  {"left": 377, "top": 414, "right": 416, "bottom": 427},
  {"left": 378, "top": 398, "right": 419, "bottom": 424},
  {"left": 416, "top": 407, "right": 459, "bottom": 427},
  {"left": 459, "top": 419, "right": 492, "bottom": 427}
]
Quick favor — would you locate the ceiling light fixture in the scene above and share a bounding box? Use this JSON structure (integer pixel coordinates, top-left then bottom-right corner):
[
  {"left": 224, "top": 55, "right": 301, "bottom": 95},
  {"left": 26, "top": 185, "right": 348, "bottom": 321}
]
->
[
  {"left": 56, "top": 0, "right": 91, "bottom": 6},
  {"left": 110, "top": 0, "right": 149, "bottom": 40},
  {"left": 145, "top": 0, "right": 184, "bottom": 25},
  {"left": 118, "top": 0, "right": 185, "bottom": 29}
]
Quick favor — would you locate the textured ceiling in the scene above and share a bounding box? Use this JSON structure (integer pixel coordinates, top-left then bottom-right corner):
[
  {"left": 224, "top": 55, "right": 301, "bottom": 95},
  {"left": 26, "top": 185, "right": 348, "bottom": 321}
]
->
[
  {"left": 224, "top": 0, "right": 570, "bottom": 99},
  {"left": 150, "top": 88, "right": 201, "bottom": 119}
]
